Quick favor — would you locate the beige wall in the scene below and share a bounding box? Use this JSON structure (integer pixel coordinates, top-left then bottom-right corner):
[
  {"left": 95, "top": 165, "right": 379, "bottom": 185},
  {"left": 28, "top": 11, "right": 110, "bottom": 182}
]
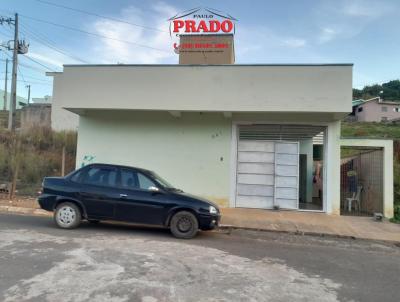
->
[
  {"left": 51, "top": 73, "right": 79, "bottom": 131},
  {"left": 51, "top": 65, "right": 352, "bottom": 115}
]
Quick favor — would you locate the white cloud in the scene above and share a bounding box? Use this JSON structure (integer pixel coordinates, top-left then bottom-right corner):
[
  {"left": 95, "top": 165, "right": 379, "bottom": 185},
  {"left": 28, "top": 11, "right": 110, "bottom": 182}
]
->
[
  {"left": 89, "top": 2, "right": 178, "bottom": 64},
  {"left": 318, "top": 27, "right": 339, "bottom": 44},
  {"left": 283, "top": 38, "right": 306, "bottom": 48},
  {"left": 313, "top": 0, "right": 396, "bottom": 44},
  {"left": 28, "top": 52, "right": 64, "bottom": 68},
  {"left": 342, "top": 0, "right": 392, "bottom": 18},
  {"left": 234, "top": 26, "right": 327, "bottom": 63}
]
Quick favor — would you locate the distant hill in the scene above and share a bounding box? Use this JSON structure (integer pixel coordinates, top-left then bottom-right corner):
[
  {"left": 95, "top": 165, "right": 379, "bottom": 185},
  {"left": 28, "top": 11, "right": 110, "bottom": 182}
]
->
[
  {"left": 0, "top": 89, "right": 28, "bottom": 110},
  {"left": 353, "top": 80, "right": 400, "bottom": 101}
]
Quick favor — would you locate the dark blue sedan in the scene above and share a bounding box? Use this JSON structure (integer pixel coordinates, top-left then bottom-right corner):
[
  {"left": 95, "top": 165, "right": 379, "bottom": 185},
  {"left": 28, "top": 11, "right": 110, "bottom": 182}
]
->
[{"left": 38, "top": 163, "right": 221, "bottom": 239}]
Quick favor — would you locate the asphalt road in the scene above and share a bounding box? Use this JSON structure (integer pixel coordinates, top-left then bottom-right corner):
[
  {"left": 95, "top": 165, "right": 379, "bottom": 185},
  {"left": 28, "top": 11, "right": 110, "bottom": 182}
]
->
[{"left": 0, "top": 213, "right": 399, "bottom": 302}]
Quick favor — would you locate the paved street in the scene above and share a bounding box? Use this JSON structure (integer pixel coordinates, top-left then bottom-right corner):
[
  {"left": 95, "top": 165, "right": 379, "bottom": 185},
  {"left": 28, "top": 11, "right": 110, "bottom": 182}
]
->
[{"left": 0, "top": 213, "right": 399, "bottom": 302}]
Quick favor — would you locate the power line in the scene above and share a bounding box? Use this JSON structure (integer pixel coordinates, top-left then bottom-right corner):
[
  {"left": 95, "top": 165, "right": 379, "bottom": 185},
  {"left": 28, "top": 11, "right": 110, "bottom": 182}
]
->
[
  {"left": 19, "top": 22, "right": 90, "bottom": 64},
  {"left": 21, "top": 54, "right": 58, "bottom": 71},
  {"left": 19, "top": 14, "right": 170, "bottom": 53},
  {"left": 21, "top": 74, "right": 52, "bottom": 83},
  {"left": 18, "top": 61, "right": 48, "bottom": 73},
  {"left": 0, "top": 78, "right": 52, "bottom": 86},
  {"left": 33, "top": 0, "right": 168, "bottom": 33},
  {"left": 17, "top": 64, "right": 27, "bottom": 85}
]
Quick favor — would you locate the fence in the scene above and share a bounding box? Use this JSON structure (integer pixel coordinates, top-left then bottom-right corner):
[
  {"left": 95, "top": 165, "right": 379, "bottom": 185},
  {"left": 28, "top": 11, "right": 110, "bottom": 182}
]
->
[{"left": 340, "top": 147, "right": 384, "bottom": 216}]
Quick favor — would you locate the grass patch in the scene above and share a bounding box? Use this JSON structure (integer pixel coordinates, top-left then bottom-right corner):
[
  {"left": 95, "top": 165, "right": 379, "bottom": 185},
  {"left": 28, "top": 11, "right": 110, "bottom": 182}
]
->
[{"left": 342, "top": 122, "right": 400, "bottom": 139}]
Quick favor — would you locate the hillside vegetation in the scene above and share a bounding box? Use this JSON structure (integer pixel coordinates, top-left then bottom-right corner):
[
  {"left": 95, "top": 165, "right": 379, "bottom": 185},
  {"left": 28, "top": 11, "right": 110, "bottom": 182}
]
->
[
  {"left": 0, "top": 127, "right": 77, "bottom": 196},
  {"left": 341, "top": 122, "right": 400, "bottom": 139},
  {"left": 353, "top": 80, "right": 400, "bottom": 101}
]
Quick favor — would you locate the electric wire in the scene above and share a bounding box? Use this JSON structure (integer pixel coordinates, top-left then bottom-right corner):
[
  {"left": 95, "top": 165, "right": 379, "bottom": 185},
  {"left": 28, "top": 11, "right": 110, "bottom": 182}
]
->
[
  {"left": 19, "top": 14, "right": 170, "bottom": 53},
  {"left": 33, "top": 0, "right": 168, "bottom": 33}
]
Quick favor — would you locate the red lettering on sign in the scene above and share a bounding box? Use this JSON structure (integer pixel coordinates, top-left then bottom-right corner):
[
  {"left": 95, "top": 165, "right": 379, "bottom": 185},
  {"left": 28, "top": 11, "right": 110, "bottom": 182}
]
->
[
  {"left": 220, "top": 20, "right": 233, "bottom": 33},
  {"left": 197, "top": 20, "right": 209, "bottom": 32},
  {"left": 185, "top": 20, "right": 197, "bottom": 32},
  {"left": 173, "top": 19, "right": 234, "bottom": 33},
  {"left": 173, "top": 20, "right": 185, "bottom": 32},
  {"left": 209, "top": 20, "right": 221, "bottom": 32}
]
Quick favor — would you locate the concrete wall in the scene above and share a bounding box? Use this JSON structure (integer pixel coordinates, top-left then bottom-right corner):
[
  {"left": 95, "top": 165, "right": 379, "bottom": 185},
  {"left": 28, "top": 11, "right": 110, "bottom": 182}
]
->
[
  {"left": 356, "top": 101, "right": 400, "bottom": 122},
  {"left": 76, "top": 111, "right": 232, "bottom": 206},
  {"left": 340, "top": 138, "right": 393, "bottom": 218},
  {"left": 20, "top": 104, "right": 51, "bottom": 129},
  {"left": 51, "top": 64, "right": 352, "bottom": 115},
  {"left": 326, "top": 121, "right": 342, "bottom": 215},
  {"left": 51, "top": 74, "right": 79, "bottom": 131}
]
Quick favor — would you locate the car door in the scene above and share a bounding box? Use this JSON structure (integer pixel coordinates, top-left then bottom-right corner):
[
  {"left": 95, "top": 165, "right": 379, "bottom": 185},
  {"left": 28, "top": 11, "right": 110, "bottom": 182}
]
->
[
  {"left": 79, "top": 165, "right": 120, "bottom": 219},
  {"left": 115, "top": 168, "right": 168, "bottom": 225}
]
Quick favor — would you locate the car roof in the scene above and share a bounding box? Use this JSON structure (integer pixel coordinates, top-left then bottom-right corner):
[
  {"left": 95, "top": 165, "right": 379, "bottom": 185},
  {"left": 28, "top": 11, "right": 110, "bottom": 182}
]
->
[{"left": 83, "top": 163, "right": 153, "bottom": 174}]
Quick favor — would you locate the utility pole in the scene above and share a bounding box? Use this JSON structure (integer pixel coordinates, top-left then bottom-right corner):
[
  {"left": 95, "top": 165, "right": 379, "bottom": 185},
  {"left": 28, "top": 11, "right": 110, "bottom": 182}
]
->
[
  {"left": 8, "top": 13, "right": 18, "bottom": 131},
  {"left": 3, "top": 58, "right": 7, "bottom": 110},
  {"left": 26, "top": 84, "right": 30, "bottom": 104}
]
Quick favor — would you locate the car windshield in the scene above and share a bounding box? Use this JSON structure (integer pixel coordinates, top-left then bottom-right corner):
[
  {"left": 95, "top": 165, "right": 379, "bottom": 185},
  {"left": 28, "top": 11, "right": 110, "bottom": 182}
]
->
[{"left": 149, "top": 172, "right": 177, "bottom": 190}]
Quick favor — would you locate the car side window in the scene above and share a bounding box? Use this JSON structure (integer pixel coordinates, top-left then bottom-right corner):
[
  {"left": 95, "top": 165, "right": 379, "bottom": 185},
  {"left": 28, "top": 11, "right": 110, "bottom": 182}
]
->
[
  {"left": 83, "top": 167, "right": 117, "bottom": 187},
  {"left": 70, "top": 170, "right": 83, "bottom": 183},
  {"left": 120, "top": 169, "right": 139, "bottom": 189},
  {"left": 138, "top": 173, "right": 156, "bottom": 190},
  {"left": 120, "top": 169, "right": 156, "bottom": 190}
]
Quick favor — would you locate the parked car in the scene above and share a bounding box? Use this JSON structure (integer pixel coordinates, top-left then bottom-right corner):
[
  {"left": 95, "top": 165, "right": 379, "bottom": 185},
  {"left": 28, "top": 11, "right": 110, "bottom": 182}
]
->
[{"left": 38, "top": 163, "right": 220, "bottom": 239}]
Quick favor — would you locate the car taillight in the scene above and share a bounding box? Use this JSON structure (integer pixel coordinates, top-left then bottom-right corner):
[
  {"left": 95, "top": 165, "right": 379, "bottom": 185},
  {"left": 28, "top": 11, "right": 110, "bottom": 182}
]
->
[{"left": 38, "top": 181, "right": 44, "bottom": 195}]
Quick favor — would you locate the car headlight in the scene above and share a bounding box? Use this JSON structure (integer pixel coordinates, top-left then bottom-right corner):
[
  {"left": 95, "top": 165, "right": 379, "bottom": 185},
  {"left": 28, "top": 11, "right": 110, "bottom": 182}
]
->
[{"left": 209, "top": 206, "right": 218, "bottom": 214}]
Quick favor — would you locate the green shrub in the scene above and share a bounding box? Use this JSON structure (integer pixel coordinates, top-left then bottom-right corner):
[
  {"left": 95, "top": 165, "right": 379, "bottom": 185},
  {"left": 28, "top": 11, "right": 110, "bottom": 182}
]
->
[{"left": 390, "top": 204, "right": 400, "bottom": 223}]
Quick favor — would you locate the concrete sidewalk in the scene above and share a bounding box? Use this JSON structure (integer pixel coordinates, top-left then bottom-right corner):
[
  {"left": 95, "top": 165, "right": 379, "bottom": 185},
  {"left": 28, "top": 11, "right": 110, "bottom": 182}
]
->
[{"left": 221, "top": 208, "right": 400, "bottom": 243}]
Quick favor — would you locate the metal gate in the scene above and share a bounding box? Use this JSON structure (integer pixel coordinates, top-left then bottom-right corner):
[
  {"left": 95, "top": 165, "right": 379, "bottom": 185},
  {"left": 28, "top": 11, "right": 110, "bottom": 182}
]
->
[
  {"left": 340, "top": 147, "right": 384, "bottom": 216},
  {"left": 236, "top": 140, "right": 299, "bottom": 209}
]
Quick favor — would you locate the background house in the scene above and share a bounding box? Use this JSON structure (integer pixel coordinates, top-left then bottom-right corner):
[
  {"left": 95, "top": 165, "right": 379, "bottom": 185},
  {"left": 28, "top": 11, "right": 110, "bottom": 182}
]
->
[{"left": 351, "top": 97, "right": 400, "bottom": 122}]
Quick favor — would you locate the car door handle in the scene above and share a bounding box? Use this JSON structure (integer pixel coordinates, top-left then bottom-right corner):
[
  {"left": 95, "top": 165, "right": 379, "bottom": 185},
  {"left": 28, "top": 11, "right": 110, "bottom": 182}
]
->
[{"left": 119, "top": 194, "right": 128, "bottom": 198}]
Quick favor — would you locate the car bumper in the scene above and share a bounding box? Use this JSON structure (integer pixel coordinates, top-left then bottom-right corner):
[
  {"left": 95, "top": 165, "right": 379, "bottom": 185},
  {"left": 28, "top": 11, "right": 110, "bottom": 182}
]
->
[
  {"left": 38, "top": 194, "right": 56, "bottom": 211},
  {"left": 198, "top": 213, "right": 221, "bottom": 230}
]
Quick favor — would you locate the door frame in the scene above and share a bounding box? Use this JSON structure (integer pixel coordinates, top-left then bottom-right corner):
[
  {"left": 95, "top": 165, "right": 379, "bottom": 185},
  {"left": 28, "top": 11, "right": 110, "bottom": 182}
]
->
[{"left": 230, "top": 121, "right": 329, "bottom": 213}]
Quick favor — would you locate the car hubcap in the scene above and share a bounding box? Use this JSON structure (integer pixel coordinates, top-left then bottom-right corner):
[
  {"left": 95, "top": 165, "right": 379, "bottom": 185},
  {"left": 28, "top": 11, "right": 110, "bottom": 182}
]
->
[
  {"left": 57, "top": 206, "right": 76, "bottom": 226},
  {"left": 177, "top": 216, "right": 192, "bottom": 233}
]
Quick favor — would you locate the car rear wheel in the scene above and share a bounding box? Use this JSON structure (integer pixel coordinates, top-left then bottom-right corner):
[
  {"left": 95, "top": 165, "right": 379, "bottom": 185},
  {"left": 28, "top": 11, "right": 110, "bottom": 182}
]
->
[
  {"left": 54, "top": 202, "right": 81, "bottom": 229},
  {"left": 170, "top": 211, "right": 199, "bottom": 239}
]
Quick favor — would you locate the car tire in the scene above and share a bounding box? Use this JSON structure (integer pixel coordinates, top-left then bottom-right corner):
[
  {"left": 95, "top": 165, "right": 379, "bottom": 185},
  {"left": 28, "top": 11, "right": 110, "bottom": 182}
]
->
[
  {"left": 170, "top": 211, "right": 199, "bottom": 239},
  {"left": 54, "top": 202, "right": 81, "bottom": 229}
]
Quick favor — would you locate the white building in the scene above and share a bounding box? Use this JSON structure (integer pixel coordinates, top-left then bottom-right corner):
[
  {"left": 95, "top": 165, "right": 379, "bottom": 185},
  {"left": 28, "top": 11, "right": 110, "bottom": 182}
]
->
[{"left": 48, "top": 64, "right": 394, "bottom": 217}]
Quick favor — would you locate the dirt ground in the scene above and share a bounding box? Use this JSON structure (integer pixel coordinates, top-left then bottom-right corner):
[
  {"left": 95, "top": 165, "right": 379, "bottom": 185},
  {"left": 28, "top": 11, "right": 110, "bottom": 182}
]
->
[{"left": 0, "top": 195, "right": 39, "bottom": 209}]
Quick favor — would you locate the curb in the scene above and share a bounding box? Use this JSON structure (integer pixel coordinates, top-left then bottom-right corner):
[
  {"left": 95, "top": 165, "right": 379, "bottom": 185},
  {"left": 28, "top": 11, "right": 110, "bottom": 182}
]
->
[
  {"left": 217, "top": 224, "right": 400, "bottom": 246},
  {"left": 0, "top": 205, "right": 51, "bottom": 217}
]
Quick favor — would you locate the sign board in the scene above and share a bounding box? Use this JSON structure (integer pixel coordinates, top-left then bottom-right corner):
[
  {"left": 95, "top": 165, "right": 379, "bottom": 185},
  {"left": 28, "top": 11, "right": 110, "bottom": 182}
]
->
[{"left": 168, "top": 8, "right": 237, "bottom": 53}]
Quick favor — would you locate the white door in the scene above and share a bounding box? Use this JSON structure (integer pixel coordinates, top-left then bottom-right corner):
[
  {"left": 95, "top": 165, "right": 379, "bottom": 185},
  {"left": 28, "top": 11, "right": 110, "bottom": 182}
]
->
[
  {"left": 236, "top": 140, "right": 275, "bottom": 208},
  {"left": 274, "top": 142, "right": 299, "bottom": 209},
  {"left": 235, "top": 140, "right": 299, "bottom": 210}
]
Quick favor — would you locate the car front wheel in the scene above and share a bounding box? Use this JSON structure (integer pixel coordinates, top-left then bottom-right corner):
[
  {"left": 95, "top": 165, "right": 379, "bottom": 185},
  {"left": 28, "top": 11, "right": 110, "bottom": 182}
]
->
[
  {"left": 170, "top": 211, "right": 199, "bottom": 239},
  {"left": 54, "top": 202, "right": 81, "bottom": 229}
]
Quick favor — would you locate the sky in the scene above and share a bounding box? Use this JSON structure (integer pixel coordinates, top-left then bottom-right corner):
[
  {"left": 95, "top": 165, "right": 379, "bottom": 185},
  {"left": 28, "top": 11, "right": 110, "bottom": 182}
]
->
[{"left": 0, "top": 0, "right": 399, "bottom": 99}]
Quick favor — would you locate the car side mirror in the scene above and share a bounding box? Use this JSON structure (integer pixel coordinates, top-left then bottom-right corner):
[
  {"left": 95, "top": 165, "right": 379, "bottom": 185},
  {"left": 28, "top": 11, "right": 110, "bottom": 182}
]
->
[{"left": 148, "top": 186, "right": 160, "bottom": 192}]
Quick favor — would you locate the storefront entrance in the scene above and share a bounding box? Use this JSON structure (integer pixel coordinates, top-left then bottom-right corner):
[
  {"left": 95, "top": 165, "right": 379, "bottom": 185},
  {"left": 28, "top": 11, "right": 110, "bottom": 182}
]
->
[
  {"left": 236, "top": 140, "right": 299, "bottom": 209},
  {"left": 234, "top": 124, "right": 326, "bottom": 211}
]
